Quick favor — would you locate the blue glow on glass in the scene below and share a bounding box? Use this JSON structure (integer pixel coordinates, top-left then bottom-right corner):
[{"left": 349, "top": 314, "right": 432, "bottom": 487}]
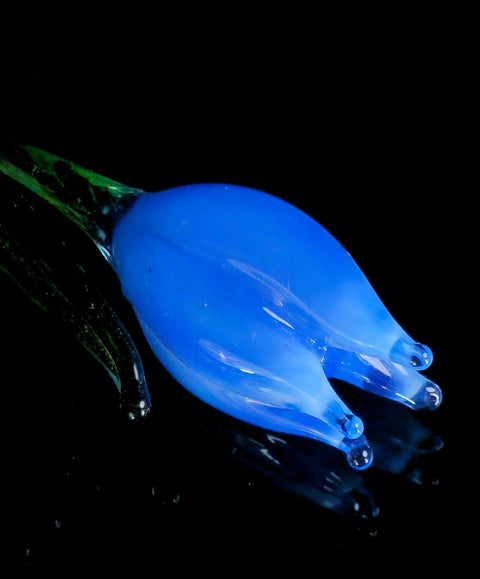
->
[{"left": 111, "top": 183, "right": 442, "bottom": 469}]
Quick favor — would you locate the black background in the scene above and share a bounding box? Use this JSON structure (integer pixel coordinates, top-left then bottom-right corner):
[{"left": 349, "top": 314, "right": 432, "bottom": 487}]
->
[{"left": 1, "top": 33, "right": 465, "bottom": 573}]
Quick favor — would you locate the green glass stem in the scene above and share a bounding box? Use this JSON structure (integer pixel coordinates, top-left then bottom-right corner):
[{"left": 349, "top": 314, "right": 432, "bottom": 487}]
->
[{"left": 0, "top": 144, "right": 144, "bottom": 258}]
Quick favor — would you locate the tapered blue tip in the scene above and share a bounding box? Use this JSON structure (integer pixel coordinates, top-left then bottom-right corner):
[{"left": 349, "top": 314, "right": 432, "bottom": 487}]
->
[
  {"left": 340, "top": 414, "right": 364, "bottom": 439},
  {"left": 411, "top": 380, "right": 443, "bottom": 410},
  {"left": 391, "top": 340, "right": 433, "bottom": 370},
  {"left": 346, "top": 438, "right": 373, "bottom": 470}
]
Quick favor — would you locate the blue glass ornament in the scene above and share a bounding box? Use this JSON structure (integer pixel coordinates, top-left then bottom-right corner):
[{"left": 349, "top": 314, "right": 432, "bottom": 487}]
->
[{"left": 0, "top": 146, "right": 442, "bottom": 469}]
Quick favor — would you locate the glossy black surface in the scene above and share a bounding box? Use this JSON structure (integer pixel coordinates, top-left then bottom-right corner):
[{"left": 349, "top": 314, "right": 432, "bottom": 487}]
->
[{"left": 1, "top": 52, "right": 461, "bottom": 572}]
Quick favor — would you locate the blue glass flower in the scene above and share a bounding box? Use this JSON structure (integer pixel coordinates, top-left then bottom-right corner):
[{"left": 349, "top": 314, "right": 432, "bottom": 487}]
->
[{"left": 0, "top": 146, "right": 442, "bottom": 469}]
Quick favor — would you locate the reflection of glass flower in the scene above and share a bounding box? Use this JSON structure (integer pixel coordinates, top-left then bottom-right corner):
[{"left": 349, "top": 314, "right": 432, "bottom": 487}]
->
[
  {"left": 201, "top": 389, "right": 443, "bottom": 522},
  {"left": 0, "top": 145, "right": 442, "bottom": 469}
]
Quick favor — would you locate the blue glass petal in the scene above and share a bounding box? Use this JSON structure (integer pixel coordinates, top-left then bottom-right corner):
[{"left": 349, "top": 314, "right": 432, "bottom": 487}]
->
[{"left": 111, "top": 183, "right": 439, "bottom": 468}]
